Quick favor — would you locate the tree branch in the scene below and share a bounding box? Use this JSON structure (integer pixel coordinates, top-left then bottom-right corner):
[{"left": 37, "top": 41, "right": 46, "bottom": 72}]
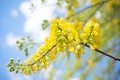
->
[
  {"left": 64, "top": 33, "right": 120, "bottom": 62},
  {"left": 80, "top": 43, "right": 120, "bottom": 61},
  {"left": 24, "top": 39, "right": 60, "bottom": 66},
  {"left": 32, "top": 39, "right": 60, "bottom": 65},
  {"left": 66, "top": 0, "right": 110, "bottom": 19}
]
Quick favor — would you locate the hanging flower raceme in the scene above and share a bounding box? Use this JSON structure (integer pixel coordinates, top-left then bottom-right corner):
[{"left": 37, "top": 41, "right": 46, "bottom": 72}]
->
[
  {"left": 6, "top": 18, "right": 100, "bottom": 75},
  {"left": 80, "top": 21, "right": 100, "bottom": 50}
]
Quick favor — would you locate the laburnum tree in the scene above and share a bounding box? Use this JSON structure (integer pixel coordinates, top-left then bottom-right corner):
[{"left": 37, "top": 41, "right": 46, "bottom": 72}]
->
[{"left": 6, "top": 0, "right": 120, "bottom": 80}]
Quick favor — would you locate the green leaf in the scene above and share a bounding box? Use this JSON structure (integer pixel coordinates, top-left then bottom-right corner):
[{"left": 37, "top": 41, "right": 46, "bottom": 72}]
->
[
  {"left": 16, "top": 40, "right": 19, "bottom": 44},
  {"left": 41, "top": 20, "right": 49, "bottom": 30},
  {"left": 10, "top": 58, "right": 14, "bottom": 62},
  {"left": 9, "top": 67, "right": 15, "bottom": 72},
  {"left": 24, "top": 48, "right": 28, "bottom": 56},
  {"left": 6, "top": 63, "right": 11, "bottom": 67}
]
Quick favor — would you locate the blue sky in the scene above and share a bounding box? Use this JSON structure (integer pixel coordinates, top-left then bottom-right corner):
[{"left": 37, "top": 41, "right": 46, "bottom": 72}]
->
[{"left": 0, "top": 0, "right": 25, "bottom": 80}]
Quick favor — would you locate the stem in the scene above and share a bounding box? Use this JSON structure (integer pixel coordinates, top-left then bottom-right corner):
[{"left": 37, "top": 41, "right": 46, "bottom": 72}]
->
[
  {"left": 63, "top": 32, "right": 120, "bottom": 61},
  {"left": 80, "top": 43, "right": 120, "bottom": 61},
  {"left": 32, "top": 40, "right": 60, "bottom": 65},
  {"left": 25, "top": 40, "right": 60, "bottom": 66},
  {"left": 87, "top": 26, "right": 94, "bottom": 40}
]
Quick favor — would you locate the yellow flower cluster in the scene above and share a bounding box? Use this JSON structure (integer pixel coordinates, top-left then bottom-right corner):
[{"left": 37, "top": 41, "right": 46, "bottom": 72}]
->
[
  {"left": 50, "top": 18, "right": 84, "bottom": 58},
  {"left": 80, "top": 21, "right": 100, "bottom": 50},
  {"left": 19, "top": 18, "right": 100, "bottom": 75},
  {"left": 20, "top": 51, "right": 50, "bottom": 75}
]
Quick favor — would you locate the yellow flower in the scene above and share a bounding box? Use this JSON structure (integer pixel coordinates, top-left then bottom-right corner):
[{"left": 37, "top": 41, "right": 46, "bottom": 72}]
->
[
  {"left": 68, "top": 34, "right": 74, "bottom": 41},
  {"left": 59, "top": 18, "right": 66, "bottom": 24},
  {"left": 94, "top": 23, "right": 100, "bottom": 32},
  {"left": 33, "top": 64, "right": 40, "bottom": 71},
  {"left": 76, "top": 39, "right": 80, "bottom": 44},
  {"left": 74, "top": 50, "right": 80, "bottom": 58},
  {"left": 81, "top": 49, "right": 85, "bottom": 54},
  {"left": 83, "top": 40, "right": 87, "bottom": 44},
  {"left": 69, "top": 47, "right": 74, "bottom": 52},
  {"left": 76, "top": 45, "right": 81, "bottom": 50},
  {"left": 90, "top": 45, "right": 95, "bottom": 50},
  {"left": 80, "top": 33, "right": 87, "bottom": 38}
]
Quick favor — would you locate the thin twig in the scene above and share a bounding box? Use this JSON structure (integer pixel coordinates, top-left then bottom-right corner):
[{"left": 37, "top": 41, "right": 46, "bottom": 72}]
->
[
  {"left": 31, "top": 40, "right": 60, "bottom": 65},
  {"left": 65, "top": 35, "right": 120, "bottom": 61},
  {"left": 24, "top": 40, "right": 60, "bottom": 66},
  {"left": 80, "top": 43, "right": 120, "bottom": 61},
  {"left": 67, "top": 37, "right": 120, "bottom": 61}
]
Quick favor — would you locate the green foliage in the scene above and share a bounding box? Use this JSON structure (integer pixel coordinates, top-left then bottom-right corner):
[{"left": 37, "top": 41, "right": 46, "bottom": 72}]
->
[
  {"left": 16, "top": 36, "right": 36, "bottom": 56},
  {"left": 6, "top": 58, "right": 22, "bottom": 73},
  {"left": 41, "top": 20, "right": 49, "bottom": 30}
]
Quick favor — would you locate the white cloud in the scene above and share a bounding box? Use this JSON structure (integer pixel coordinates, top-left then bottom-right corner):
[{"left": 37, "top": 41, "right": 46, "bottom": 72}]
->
[
  {"left": 19, "top": 0, "right": 57, "bottom": 43},
  {"left": 11, "top": 9, "right": 18, "bottom": 17},
  {"left": 6, "top": 33, "right": 20, "bottom": 47},
  {"left": 8, "top": 72, "right": 32, "bottom": 80},
  {"left": 19, "top": 1, "right": 32, "bottom": 18}
]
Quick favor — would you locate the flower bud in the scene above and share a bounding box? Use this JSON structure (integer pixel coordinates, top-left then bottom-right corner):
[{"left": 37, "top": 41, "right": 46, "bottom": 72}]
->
[
  {"left": 9, "top": 67, "right": 15, "bottom": 72},
  {"left": 10, "top": 58, "right": 14, "bottom": 62},
  {"left": 16, "top": 40, "right": 19, "bottom": 44},
  {"left": 6, "top": 63, "right": 11, "bottom": 67},
  {"left": 18, "top": 58, "right": 20, "bottom": 62}
]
